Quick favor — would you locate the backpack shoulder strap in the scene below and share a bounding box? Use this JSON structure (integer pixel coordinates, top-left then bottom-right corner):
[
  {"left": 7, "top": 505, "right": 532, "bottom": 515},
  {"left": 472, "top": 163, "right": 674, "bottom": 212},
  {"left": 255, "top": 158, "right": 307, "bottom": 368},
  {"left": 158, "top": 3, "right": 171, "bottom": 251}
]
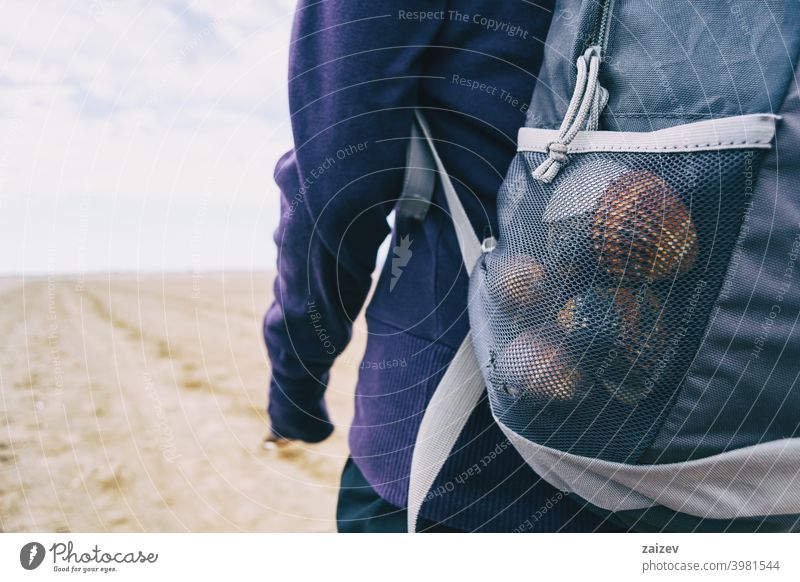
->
[
  {"left": 412, "top": 110, "right": 482, "bottom": 267},
  {"left": 396, "top": 119, "right": 436, "bottom": 221},
  {"left": 406, "top": 109, "right": 485, "bottom": 533}
]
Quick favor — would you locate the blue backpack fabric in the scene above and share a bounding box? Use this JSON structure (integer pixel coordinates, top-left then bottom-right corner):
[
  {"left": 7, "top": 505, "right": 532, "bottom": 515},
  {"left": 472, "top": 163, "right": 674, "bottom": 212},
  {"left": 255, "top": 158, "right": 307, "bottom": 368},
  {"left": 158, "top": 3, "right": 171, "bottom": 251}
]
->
[{"left": 406, "top": 0, "right": 800, "bottom": 533}]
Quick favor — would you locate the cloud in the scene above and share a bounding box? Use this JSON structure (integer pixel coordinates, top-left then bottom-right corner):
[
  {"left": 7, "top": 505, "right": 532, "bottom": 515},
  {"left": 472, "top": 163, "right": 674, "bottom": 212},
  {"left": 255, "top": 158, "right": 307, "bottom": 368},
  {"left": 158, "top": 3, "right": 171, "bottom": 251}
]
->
[{"left": 0, "top": 0, "right": 297, "bottom": 272}]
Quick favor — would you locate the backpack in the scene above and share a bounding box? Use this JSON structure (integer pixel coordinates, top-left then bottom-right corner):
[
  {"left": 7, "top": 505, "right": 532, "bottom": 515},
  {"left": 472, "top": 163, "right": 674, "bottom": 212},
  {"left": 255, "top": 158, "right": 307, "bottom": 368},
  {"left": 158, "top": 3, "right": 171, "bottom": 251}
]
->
[{"left": 404, "top": 0, "right": 800, "bottom": 532}]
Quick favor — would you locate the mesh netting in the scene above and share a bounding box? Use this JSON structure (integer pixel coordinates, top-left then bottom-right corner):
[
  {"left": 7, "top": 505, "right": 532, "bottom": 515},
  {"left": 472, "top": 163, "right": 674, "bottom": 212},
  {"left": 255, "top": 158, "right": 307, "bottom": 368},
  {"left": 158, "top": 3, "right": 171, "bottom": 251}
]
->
[{"left": 469, "top": 148, "right": 763, "bottom": 463}]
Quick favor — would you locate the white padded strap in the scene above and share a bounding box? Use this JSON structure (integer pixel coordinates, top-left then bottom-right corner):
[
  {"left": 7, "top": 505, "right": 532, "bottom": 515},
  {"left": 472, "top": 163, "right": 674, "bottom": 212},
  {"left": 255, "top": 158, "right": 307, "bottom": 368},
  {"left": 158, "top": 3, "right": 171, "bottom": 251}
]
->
[
  {"left": 406, "top": 110, "right": 484, "bottom": 532},
  {"left": 413, "top": 110, "right": 482, "bottom": 270},
  {"left": 407, "top": 333, "right": 486, "bottom": 532}
]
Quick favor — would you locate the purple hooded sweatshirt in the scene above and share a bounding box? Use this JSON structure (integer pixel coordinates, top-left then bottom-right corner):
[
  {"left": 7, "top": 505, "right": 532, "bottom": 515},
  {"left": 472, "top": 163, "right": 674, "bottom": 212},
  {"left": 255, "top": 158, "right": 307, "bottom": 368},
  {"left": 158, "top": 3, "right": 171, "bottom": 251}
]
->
[{"left": 264, "top": 0, "right": 614, "bottom": 532}]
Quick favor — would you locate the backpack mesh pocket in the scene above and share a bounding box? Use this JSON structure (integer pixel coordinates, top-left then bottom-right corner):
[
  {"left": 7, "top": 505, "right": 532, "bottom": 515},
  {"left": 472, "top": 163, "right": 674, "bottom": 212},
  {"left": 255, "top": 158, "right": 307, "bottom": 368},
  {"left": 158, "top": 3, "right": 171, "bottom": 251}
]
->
[{"left": 470, "top": 147, "right": 765, "bottom": 463}]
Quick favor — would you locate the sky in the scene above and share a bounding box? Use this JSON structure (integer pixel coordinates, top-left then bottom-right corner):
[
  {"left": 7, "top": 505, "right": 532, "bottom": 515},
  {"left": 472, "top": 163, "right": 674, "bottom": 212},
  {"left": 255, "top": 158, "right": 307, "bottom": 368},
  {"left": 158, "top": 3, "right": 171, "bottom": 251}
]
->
[{"left": 0, "top": 0, "right": 299, "bottom": 274}]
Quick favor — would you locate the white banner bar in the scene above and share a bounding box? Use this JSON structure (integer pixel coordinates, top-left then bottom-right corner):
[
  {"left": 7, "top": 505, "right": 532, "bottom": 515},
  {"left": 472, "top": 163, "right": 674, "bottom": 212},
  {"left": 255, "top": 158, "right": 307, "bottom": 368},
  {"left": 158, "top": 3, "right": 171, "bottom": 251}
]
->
[{"left": 1, "top": 533, "right": 797, "bottom": 582}]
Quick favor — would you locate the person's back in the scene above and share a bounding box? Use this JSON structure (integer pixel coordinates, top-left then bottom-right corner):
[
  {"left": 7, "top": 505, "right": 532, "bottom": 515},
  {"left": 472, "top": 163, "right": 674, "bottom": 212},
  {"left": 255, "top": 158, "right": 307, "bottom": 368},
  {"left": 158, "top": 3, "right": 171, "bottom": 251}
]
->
[{"left": 264, "top": 0, "right": 618, "bottom": 531}]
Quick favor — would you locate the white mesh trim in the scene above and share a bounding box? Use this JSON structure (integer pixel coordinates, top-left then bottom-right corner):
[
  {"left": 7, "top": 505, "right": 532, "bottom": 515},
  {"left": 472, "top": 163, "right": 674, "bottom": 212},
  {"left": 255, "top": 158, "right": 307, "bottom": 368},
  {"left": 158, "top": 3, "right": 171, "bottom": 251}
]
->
[
  {"left": 497, "top": 418, "right": 800, "bottom": 519},
  {"left": 518, "top": 114, "right": 778, "bottom": 154}
]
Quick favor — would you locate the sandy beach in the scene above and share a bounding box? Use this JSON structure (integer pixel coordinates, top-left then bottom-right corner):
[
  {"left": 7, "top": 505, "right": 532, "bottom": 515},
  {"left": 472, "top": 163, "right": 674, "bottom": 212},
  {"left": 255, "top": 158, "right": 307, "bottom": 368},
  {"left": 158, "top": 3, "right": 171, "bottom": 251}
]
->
[{"left": 0, "top": 272, "right": 362, "bottom": 532}]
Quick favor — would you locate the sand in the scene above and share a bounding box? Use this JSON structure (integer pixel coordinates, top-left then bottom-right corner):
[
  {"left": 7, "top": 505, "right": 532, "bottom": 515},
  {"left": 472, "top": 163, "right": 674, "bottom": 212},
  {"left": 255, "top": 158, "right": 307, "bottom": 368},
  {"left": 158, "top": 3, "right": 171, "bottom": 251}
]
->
[{"left": 0, "top": 272, "right": 363, "bottom": 532}]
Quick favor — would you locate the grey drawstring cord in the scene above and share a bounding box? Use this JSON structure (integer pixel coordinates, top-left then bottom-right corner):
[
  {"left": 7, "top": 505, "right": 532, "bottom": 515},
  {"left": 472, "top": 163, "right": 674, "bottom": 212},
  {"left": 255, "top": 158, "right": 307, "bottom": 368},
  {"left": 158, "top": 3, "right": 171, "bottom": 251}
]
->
[{"left": 532, "top": 45, "right": 608, "bottom": 183}]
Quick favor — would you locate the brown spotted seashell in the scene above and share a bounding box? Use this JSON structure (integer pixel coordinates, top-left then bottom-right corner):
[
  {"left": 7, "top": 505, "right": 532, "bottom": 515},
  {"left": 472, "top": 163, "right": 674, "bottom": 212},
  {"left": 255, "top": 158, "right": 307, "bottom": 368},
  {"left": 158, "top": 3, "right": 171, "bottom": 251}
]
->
[
  {"left": 488, "top": 254, "right": 547, "bottom": 311},
  {"left": 591, "top": 170, "right": 698, "bottom": 281},
  {"left": 494, "top": 331, "right": 581, "bottom": 401}
]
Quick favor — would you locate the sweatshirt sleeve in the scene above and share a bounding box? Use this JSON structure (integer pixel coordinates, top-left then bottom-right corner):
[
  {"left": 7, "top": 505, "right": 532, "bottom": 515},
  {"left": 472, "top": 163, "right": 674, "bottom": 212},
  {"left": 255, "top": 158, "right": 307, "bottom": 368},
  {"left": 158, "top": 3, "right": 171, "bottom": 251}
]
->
[{"left": 264, "top": 0, "right": 445, "bottom": 442}]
